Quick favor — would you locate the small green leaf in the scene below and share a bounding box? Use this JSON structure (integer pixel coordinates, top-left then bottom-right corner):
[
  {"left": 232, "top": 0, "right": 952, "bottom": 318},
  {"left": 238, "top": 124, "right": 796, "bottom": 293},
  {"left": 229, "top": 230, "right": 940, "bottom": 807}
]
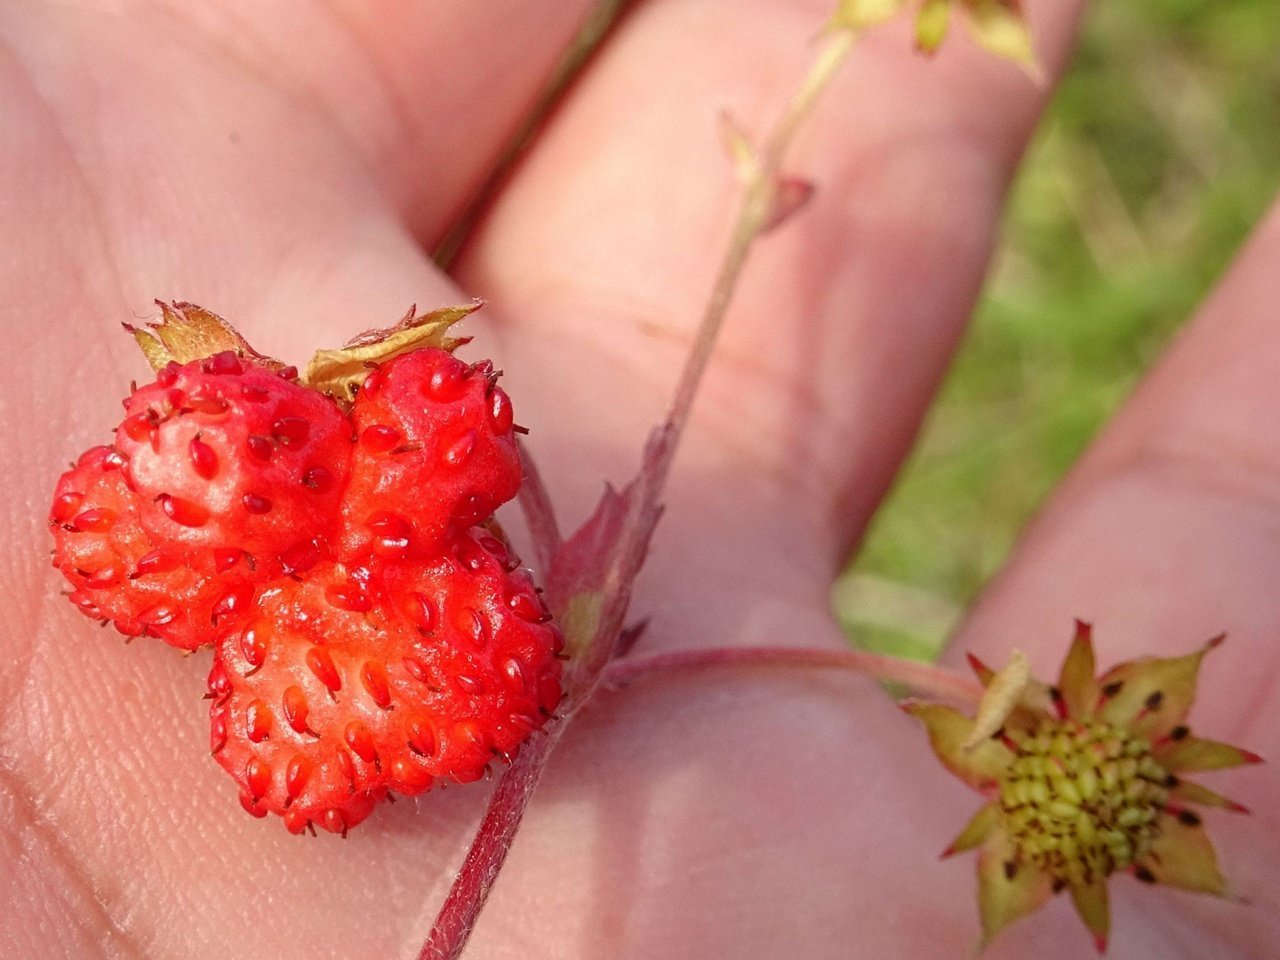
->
[
  {"left": 915, "top": 0, "right": 952, "bottom": 53},
  {"left": 1156, "top": 735, "right": 1262, "bottom": 773},
  {"left": 1069, "top": 880, "right": 1110, "bottom": 954},
  {"left": 1139, "top": 814, "right": 1228, "bottom": 896},
  {"left": 903, "top": 702, "right": 1011, "bottom": 791},
  {"left": 943, "top": 802, "right": 1000, "bottom": 857},
  {"left": 1057, "top": 619, "right": 1096, "bottom": 720},
  {"left": 560, "top": 591, "right": 604, "bottom": 662},
  {"left": 1169, "top": 779, "right": 1249, "bottom": 814},
  {"left": 1096, "top": 635, "right": 1220, "bottom": 740},
  {"left": 960, "top": 0, "right": 1038, "bottom": 73},
  {"left": 976, "top": 830, "right": 1053, "bottom": 947},
  {"left": 829, "top": 0, "right": 910, "bottom": 31}
]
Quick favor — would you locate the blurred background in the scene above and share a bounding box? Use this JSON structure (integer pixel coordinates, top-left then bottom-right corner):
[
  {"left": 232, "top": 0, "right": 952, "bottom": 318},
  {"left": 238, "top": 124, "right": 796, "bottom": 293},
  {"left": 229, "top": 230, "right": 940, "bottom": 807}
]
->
[{"left": 836, "top": 1, "right": 1280, "bottom": 659}]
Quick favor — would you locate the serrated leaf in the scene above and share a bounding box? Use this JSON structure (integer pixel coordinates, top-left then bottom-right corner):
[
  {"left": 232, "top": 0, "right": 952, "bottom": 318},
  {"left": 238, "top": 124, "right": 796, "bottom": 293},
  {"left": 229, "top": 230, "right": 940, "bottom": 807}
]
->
[
  {"left": 303, "top": 301, "right": 480, "bottom": 405},
  {"left": 915, "top": 0, "right": 952, "bottom": 53},
  {"left": 829, "top": 0, "right": 910, "bottom": 30},
  {"left": 126, "top": 301, "right": 282, "bottom": 373},
  {"left": 960, "top": 0, "right": 1039, "bottom": 74}
]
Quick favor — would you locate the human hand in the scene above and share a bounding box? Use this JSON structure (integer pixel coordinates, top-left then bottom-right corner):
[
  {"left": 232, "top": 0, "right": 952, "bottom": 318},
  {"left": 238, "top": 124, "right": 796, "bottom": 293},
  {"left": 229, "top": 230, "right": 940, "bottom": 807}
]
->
[{"left": 1, "top": 2, "right": 1273, "bottom": 957}]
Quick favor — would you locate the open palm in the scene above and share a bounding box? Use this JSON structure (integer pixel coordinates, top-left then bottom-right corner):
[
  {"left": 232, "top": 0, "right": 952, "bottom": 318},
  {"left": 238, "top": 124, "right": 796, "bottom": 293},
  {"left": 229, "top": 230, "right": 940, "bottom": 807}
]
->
[{"left": 1, "top": 2, "right": 1275, "bottom": 958}]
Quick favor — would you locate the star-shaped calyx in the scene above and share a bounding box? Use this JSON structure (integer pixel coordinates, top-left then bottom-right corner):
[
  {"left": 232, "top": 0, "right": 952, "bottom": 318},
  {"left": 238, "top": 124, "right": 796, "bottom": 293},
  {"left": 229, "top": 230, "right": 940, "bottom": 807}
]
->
[{"left": 906, "top": 621, "right": 1261, "bottom": 952}]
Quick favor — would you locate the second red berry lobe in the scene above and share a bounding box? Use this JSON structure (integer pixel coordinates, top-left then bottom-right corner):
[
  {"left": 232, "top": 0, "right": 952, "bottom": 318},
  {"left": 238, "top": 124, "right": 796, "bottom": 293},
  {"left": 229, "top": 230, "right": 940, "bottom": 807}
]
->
[
  {"left": 339, "top": 349, "right": 521, "bottom": 561},
  {"left": 208, "top": 528, "right": 563, "bottom": 833}
]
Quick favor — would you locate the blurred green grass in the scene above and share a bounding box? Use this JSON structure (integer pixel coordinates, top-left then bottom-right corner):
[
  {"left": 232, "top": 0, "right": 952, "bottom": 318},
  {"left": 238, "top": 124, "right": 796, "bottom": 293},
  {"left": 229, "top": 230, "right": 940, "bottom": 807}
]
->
[{"left": 835, "top": 1, "right": 1280, "bottom": 659}]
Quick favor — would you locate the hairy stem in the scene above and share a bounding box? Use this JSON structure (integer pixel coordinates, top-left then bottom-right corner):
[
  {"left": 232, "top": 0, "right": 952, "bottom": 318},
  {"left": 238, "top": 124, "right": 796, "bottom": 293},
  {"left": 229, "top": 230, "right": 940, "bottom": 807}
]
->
[
  {"left": 417, "top": 724, "right": 565, "bottom": 960},
  {"left": 662, "top": 28, "right": 855, "bottom": 449},
  {"left": 602, "top": 644, "right": 985, "bottom": 704},
  {"left": 574, "top": 28, "right": 860, "bottom": 678}
]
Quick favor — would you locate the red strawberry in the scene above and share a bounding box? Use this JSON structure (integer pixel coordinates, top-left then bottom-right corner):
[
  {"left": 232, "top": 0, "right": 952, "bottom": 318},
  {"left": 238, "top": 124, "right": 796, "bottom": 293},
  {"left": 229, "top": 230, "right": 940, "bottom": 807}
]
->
[
  {"left": 340, "top": 349, "right": 521, "bottom": 560},
  {"left": 49, "top": 301, "right": 559, "bottom": 833},
  {"left": 49, "top": 445, "right": 257, "bottom": 649},
  {"left": 117, "top": 352, "right": 351, "bottom": 573},
  {"left": 209, "top": 528, "right": 563, "bottom": 834}
]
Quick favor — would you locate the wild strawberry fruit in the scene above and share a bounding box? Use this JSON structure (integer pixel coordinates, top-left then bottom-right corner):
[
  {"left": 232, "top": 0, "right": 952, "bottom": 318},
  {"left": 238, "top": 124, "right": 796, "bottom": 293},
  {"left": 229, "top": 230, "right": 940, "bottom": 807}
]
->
[
  {"left": 48, "top": 301, "right": 563, "bottom": 833},
  {"left": 340, "top": 349, "right": 521, "bottom": 560},
  {"left": 117, "top": 352, "right": 352, "bottom": 571},
  {"left": 209, "top": 529, "right": 562, "bottom": 834},
  {"left": 50, "top": 445, "right": 257, "bottom": 649}
]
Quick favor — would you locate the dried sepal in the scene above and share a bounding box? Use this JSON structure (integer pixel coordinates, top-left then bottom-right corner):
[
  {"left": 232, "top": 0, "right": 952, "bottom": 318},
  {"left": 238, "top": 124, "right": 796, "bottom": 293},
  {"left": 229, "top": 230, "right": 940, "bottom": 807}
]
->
[
  {"left": 976, "top": 829, "right": 1053, "bottom": 947},
  {"left": 1068, "top": 880, "right": 1110, "bottom": 954},
  {"left": 901, "top": 702, "right": 1010, "bottom": 791},
  {"left": 1138, "top": 814, "right": 1228, "bottom": 896},
  {"left": 127, "top": 301, "right": 287, "bottom": 374},
  {"left": 1156, "top": 734, "right": 1262, "bottom": 773},
  {"left": 963, "top": 649, "right": 1028, "bottom": 748},
  {"left": 304, "top": 301, "right": 479, "bottom": 405},
  {"left": 965, "top": 650, "right": 1051, "bottom": 733},
  {"left": 942, "top": 802, "right": 999, "bottom": 858},
  {"left": 1095, "top": 635, "right": 1222, "bottom": 740}
]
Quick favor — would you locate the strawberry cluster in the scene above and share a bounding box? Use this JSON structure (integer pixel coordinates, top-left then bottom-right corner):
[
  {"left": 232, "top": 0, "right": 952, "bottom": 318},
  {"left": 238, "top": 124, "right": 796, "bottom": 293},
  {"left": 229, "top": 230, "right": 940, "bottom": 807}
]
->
[{"left": 50, "top": 315, "right": 563, "bottom": 836}]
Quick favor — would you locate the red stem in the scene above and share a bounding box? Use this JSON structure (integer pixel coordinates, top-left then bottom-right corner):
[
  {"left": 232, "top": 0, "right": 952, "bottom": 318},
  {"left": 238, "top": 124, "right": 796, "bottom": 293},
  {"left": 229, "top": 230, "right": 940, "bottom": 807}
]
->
[
  {"left": 602, "top": 645, "right": 984, "bottom": 703},
  {"left": 419, "top": 23, "right": 860, "bottom": 960},
  {"left": 417, "top": 723, "right": 565, "bottom": 960}
]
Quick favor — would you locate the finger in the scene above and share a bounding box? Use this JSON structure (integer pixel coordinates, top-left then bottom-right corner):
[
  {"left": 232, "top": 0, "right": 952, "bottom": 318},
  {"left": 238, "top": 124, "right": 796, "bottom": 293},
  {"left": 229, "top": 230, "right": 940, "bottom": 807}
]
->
[
  {"left": 953, "top": 199, "right": 1280, "bottom": 954},
  {"left": 0, "top": 0, "right": 604, "bottom": 267},
  {"left": 457, "top": 0, "right": 1084, "bottom": 641},
  {"left": 304, "top": 0, "right": 609, "bottom": 237}
]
